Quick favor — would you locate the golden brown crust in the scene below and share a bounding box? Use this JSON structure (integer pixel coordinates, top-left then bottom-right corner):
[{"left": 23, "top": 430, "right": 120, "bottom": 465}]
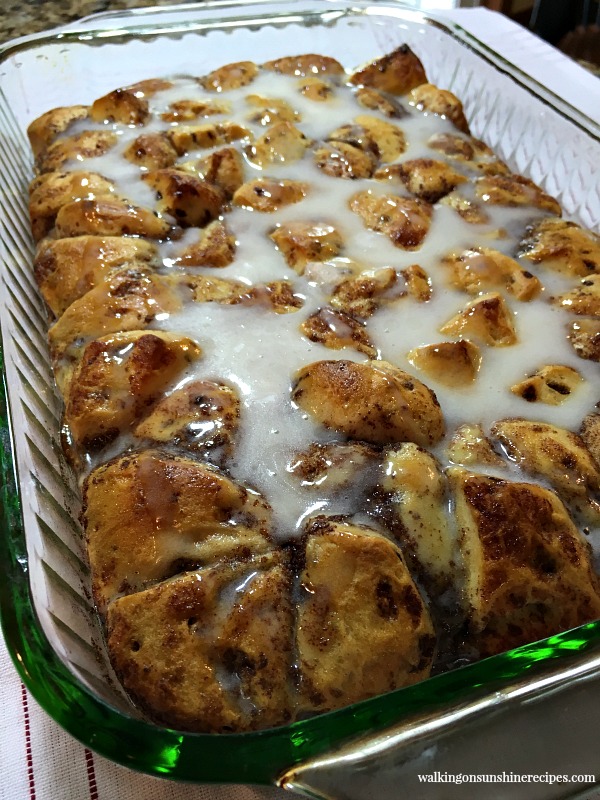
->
[
  {"left": 296, "top": 519, "right": 435, "bottom": 712},
  {"left": 375, "top": 158, "right": 466, "bottom": 204},
  {"left": 270, "top": 222, "right": 342, "bottom": 273},
  {"left": 491, "top": 419, "right": 600, "bottom": 526},
  {"left": 37, "top": 130, "right": 117, "bottom": 174},
  {"left": 450, "top": 468, "right": 600, "bottom": 657},
  {"left": 232, "top": 178, "right": 308, "bottom": 211},
  {"left": 54, "top": 198, "right": 177, "bottom": 240},
  {"left": 107, "top": 555, "right": 293, "bottom": 732},
  {"left": 518, "top": 218, "right": 600, "bottom": 277},
  {"left": 64, "top": 331, "right": 201, "bottom": 455},
  {"left": 27, "top": 105, "right": 89, "bottom": 159},
  {"left": 409, "top": 84, "right": 470, "bottom": 133},
  {"left": 300, "top": 307, "right": 376, "bottom": 357},
  {"left": 123, "top": 133, "right": 178, "bottom": 170},
  {"left": 441, "top": 247, "right": 542, "bottom": 301},
  {"left": 263, "top": 54, "right": 344, "bottom": 77},
  {"left": 440, "top": 292, "right": 517, "bottom": 346},
  {"left": 90, "top": 88, "right": 150, "bottom": 125},
  {"left": 350, "top": 191, "right": 432, "bottom": 250},
  {"left": 84, "top": 450, "right": 273, "bottom": 615},
  {"left": 29, "top": 171, "right": 119, "bottom": 242},
  {"left": 407, "top": 340, "right": 482, "bottom": 387},
  {"left": 172, "top": 220, "right": 236, "bottom": 268},
  {"left": 349, "top": 45, "right": 427, "bottom": 95},
  {"left": 567, "top": 317, "right": 600, "bottom": 361},
  {"left": 34, "top": 235, "right": 158, "bottom": 318},
  {"left": 201, "top": 61, "right": 259, "bottom": 92},
  {"left": 292, "top": 359, "right": 444, "bottom": 447},
  {"left": 133, "top": 379, "right": 240, "bottom": 460}
]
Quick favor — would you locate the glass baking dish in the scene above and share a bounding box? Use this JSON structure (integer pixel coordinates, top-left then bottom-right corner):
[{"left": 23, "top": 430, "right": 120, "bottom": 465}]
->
[{"left": 0, "top": 1, "right": 599, "bottom": 794}]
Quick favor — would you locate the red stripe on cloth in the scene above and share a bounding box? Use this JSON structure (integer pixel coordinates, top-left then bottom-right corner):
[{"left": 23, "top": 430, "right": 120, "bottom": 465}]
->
[
  {"left": 20, "top": 683, "right": 36, "bottom": 800},
  {"left": 85, "top": 748, "right": 99, "bottom": 800}
]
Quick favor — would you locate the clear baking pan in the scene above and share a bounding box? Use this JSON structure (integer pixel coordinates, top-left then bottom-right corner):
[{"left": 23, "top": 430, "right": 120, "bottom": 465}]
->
[{"left": 0, "top": 2, "right": 599, "bottom": 796}]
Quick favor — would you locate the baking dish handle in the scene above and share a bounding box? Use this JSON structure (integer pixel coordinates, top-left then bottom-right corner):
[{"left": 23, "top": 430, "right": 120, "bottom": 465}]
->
[{"left": 278, "top": 645, "right": 600, "bottom": 799}]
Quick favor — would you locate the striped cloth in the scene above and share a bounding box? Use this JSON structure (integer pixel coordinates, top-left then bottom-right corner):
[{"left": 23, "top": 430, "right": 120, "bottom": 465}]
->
[{"left": 0, "top": 634, "right": 289, "bottom": 800}]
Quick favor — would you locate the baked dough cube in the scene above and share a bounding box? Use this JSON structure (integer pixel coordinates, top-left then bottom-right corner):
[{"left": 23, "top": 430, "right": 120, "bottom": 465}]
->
[
  {"left": 449, "top": 467, "right": 600, "bottom": 657},
  {"left": 447, "top": 423, "right": 505, "bottom": 468},
  {"left": 172, "top": 220, "right": 236, "bottom": 268},
  {"left": 27, "top": 105, "right": 89, "bottom": 158},
  {"left": 182, "top": 273, "right": 249, "bottom": 304},
  {"left": 349, "top": 45, "right": 427, "bottom": 95},
  {"left": 235, "top": 280, "right": 304, "bottom": 313},
  {"left": 510, "top": 364, "right": 582, "bottom": 405},
  {"left": 287, "top": 441, "right": 379, "bottom": 492},
  {"left": 29, "top": 170, "right": 118, "bottom": 242},
  {"left": 270, "top": 222, "right": 342, "bottom": 273},
  {"left": 37, "top": 130, "right": 117, "bottom": 173},
  {"left": 134, "top": 379, "right": 240, "bottom": 461},
  {"left": 439, "top": 292, "right": 517, "bottom": 347},
  {"left": 201, "top": 60, "right": 258, "bottom": 91},
  {"left": 350, "top": 191, "right": 432, "bottom": 250},
  {"left": 581, "top": 414, "right": 600, "bottom": 468},
  {"left": 375, "top": 158, "right": 466, "bottom": 204},
  {"left": 409, "top": 84, "right": 469, "bottom": 134},
  {"left": 314, "top": 142, "right": 377, "bottom": 179},
  {"left": 330, "top": 267, "right": 398, "bottom": 318},
  {"left": 355, "top": 87, "right": 408, "bottom": 118},
  {"left": 84, "top": 450, "right": 273, "bottom": 615},
  {"left": 297, "top": 77, "right": 335, "bottom": 102},
  {"left": 296, "top": 518, "right": 435, "bottom": 713},
  {"left": 381, "top": 444, "right": 455, "bottom": 591},
  {"left": 247, "top": 122, "right": 311, "bottom": 167},
  {"left": 568, "top": 317, "right": 600, "bottom": 361},
  {"left": 491, "top": 419, "right": 600, "bottom": 526},
  {"left": 440, "top": 191, "right": 490, "bottom": 225},
  {"left": 300, "top": 307, "right": 377, "bottom": 357},
  {"left": 401, "top": 264, "right": 431, "bottom": 302},
  {"left": 34, "top": 235, "right": 158, "bottom": 317},
  {"left": 553, "top": 275, "right": 600, "bottom": 317},
  {"left": 518, "top": 217, "right": 600, "bottom": 277},
  {"left": 427, "top": 132, "right": 478, "bottom": 161},
  {"left": 125, "top": 78, "right": 174, "bottom": 96},
  {"left": 245, "top": 94, "right": 300, "bottom": 125},
  {"left": 123, "top": 133, "right": 178, "bottom": 170},
  {"left": 194, "top": 147, "right": 245, "bottom": 198},
  {"left": 350, "top": 115, "right": 407, "bottom": 162},
  {"left": 475, "top": 174, "right": 561, "bottom": 215},
  {"left": 407, "top": 340, "right": 482, "bottom": 387},
  {"left": 263, "top": 54, "right": 344, "bottom": 77},
  {"left": 64, "top": 331, "right": 201, "bottom": 454},
  {"left": 48, "top": 269, "right": 183, "bottom": 375},
  {"left": 161, "top": 98, "right": 231, "bottom": 122},
  {"left": 233, "top": 178, "right": 308, "bottom": 212},
  {"left": 166, "top": 122, "right": 251, "bottom": 155},
  {"left": 54, "top": 198, "right": 176, "bottom": 239},
  {"left": 143, "top": 169, "right": 225, "bottom": 228},
  {"left": 292, "top": 359, "right": 444, "bottom": 447},
  {"left": 106, "top": 553, "right": 293, "bottom": 732},
  {"left": 90, "top": 88, "right": 150, "bottom": 125},
  {"left": 442, "top": 247, "right": 542, "bottom": 301}
]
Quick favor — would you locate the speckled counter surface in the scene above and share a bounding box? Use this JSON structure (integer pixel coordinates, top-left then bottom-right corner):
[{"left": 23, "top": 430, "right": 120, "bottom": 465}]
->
[{"left": 0, "top": 0, "right": 194, "bottom": 45}]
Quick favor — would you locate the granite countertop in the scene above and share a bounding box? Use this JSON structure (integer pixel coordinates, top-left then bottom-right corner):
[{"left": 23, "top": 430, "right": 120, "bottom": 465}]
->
[{"left": 0, "top": 0, "right": 194, "bottom": 45}]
